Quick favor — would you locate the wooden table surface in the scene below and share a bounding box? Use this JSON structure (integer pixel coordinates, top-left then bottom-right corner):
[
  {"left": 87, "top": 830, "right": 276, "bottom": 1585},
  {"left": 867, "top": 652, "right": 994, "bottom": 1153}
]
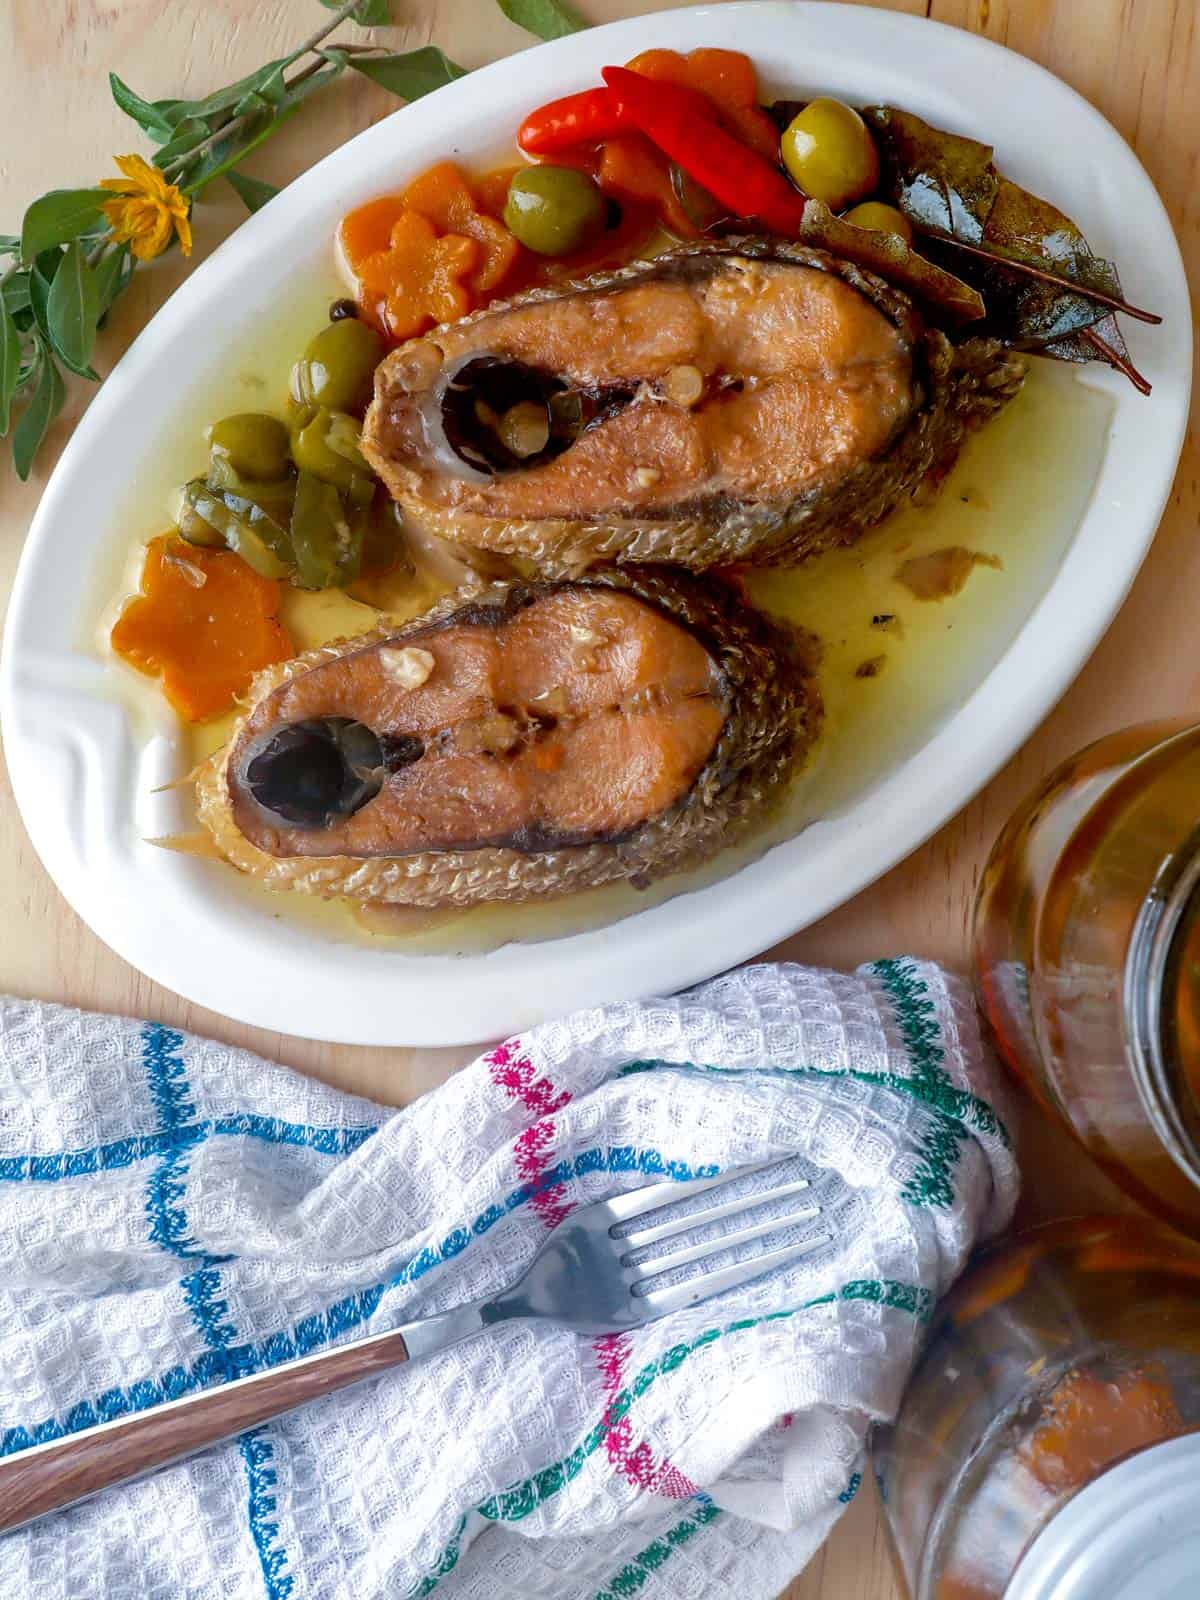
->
[{"left": 1, "top": 1, "right": 1194, "bottom": 1595}]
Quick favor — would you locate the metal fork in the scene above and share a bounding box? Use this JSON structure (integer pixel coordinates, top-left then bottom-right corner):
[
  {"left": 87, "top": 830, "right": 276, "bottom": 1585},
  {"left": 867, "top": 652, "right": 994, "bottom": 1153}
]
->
[{"left": 0, "top": 1159, "right": 825, "bottom": 1534}]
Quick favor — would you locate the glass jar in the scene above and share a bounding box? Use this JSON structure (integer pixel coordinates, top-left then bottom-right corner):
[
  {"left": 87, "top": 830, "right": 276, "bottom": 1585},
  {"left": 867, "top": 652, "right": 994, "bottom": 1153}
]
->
[
  {"left": 875, "top": 1216, "right": 1200, "bottom": 1600},
  {"left": 973, "top": 721, "right": 1200, "bottom": 1237}
]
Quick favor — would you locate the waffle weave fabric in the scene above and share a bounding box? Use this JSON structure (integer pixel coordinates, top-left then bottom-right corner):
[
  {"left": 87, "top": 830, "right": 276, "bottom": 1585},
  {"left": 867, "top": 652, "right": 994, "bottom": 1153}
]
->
[{"left": 0, "top": 959, "right": 1017, "bottom": 1599}]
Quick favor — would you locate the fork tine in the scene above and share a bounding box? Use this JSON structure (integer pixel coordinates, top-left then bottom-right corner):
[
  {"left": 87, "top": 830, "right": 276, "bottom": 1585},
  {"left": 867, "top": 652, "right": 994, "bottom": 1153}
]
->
[
  {"left": 637, "top": 1231, "right": 832, "bottom": 1318},
  {"left": 628, "top": 1204, "right": 823, "bottom": 1277},
  {"left": 620, "top": 1175, "right": 813, "bottom": 1252},
  {"left": 600, "top": 1159, "right": 782, "bottom": 1225}
]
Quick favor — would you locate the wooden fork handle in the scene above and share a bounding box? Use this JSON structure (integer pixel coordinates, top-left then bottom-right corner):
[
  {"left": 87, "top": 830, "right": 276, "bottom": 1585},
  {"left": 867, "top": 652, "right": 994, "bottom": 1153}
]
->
[{"left": 0, "top": 1326, "right": 409, "bottom": 1535}]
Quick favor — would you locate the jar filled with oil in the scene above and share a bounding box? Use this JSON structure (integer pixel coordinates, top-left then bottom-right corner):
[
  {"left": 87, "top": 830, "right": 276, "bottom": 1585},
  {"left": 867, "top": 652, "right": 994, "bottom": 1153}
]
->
[
  {"left": 974, "top": 721, "right": 1200, "bottom": 1236},
  {"left": 875, "top": 1216, "right": 1200, "bottom": 1599}
]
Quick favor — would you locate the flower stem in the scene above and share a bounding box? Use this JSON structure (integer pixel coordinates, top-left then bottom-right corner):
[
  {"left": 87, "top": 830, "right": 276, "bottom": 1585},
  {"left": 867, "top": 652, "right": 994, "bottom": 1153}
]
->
[
  {"left": 163, "top": 114, "right": 250, "bottom": 181},
  {"left": 161, "top": 6, "right": 377, "bottom": 187},
  {"left": 291, "top": 0, "right": 368, "bottom": 61}
]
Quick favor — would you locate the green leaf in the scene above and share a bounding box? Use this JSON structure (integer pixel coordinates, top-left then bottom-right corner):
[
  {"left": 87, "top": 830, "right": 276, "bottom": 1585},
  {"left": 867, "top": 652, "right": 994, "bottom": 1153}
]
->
[
  {"left": 226, "top": 170, "right": 280, "bottom": 213},
  {"left": 28, "top": 254, "right": 58, "bottom": 344},
  {"left": 496, "top": 0, "right": 587, "bottom": 40},
  {"left": 2, "top": 272, "right": 31, "bottom": 317},
  {"left": 153, "top": 117, "right": 211, "bottom": 171},
  {"left": 111, "top": 56, "right": 297, "bottom": 144},
  {"left": 0, "top": 298, "right": 21, "bottom": 436},
  {"left": 182, "top": 64, "right": 343, "bottom": 195},
  {"left": 231, "top": 62, "right": 290, "bottom": 123},
  {"left": 26, "top": 249, "right": 96, "bottom": 375},
  {"left": 171, "top": 58, "right": 291, "bottom": 126},
  {"left": 146, "top": 99, "right": 194, "bottom": 131},
  {"left": 231, "top": 88, "right": 276, "bottom": 125},
  {"left": 46, "top": 241, "right": 100, "bottom": 375},
  {"left": 320, "top": 0, "right": 391, "bottom": 22},
  {"left": 341, "top": 45, "right": 467, "bottom": 99},
  {"left": 20, "top": 190, "right": 111, "bottom": 263},
  {"left": 93, "top": 245, "right": 133, "bottom": 320},
  {"left": 12, "top": 343, "right": 66, "bottom": 480},
  {"left": 106, "top": 78, "right": 214, "bottom": 136},
  {"left": 109, "top": 71, "right": 177, "bottom": 141}
]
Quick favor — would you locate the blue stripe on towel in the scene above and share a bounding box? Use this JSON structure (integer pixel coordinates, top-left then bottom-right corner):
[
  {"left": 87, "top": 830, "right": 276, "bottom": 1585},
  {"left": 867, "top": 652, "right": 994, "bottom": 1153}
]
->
[
  {"left": 140, "top": 1027, "right": 218, "bottom": 1265},
  {"left": 240, "top": 1430, "right": 295, "bottom": 1600},
  {"left": 0, "top": 1116, "right": 377, "bottom": 1185},
  {"left": 209, "top": 1114, "right": 377, "bottom": 1156},
  {"left": 0, "top": 1133, "right": 172, "bottom": 1180},
  {"left": 139, "top": 1024, "right": 296, "bottom": 1599}
]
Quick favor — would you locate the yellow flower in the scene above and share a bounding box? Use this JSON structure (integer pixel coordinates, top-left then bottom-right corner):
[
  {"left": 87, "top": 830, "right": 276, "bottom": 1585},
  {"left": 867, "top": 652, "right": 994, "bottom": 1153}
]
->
[{"left": 100, "top": 153, "right": 193, "bottom": 261}]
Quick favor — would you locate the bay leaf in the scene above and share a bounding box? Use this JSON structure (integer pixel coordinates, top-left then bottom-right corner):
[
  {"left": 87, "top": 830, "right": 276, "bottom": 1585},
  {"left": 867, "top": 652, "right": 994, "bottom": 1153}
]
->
[
  {"left": 799, "top": 202, "right": 985, "bottom": 324},
  {"left": 862, "top": 106, "right": 997, "bottom": 244},
  {"left": 969, "top": 176, "right": 1123, "bottom": 347},
  {"left": 861, "top": 105, "right": 1146, "bottom": 379}
]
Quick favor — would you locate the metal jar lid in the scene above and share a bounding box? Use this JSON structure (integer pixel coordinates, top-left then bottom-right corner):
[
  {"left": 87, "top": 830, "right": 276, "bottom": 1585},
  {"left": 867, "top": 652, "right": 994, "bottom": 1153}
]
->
[{"left": 1006, "top": 1434, "right": 1200, "bottom": 1600}]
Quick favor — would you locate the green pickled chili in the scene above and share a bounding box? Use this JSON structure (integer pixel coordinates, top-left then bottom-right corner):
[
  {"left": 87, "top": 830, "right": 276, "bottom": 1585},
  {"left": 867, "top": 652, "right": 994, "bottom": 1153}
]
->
[
  {"left": 290, "top": 470, "right": 365, "bottom": 590},
  {"left": 178, "top": 479, "right": 294, "bottom": 580}
]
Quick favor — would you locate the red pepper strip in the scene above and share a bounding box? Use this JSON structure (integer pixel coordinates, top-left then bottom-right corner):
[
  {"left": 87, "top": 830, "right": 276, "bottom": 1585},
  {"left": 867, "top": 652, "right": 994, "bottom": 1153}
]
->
[
  {"left": 519, "top": 88, "right": 626, "bottom": 153},
  {"left": 601, "top": 66, "right": 809, "bottom": 236},
  {"left": 518, "top": 81, "right": 717, "bottom": 155}
]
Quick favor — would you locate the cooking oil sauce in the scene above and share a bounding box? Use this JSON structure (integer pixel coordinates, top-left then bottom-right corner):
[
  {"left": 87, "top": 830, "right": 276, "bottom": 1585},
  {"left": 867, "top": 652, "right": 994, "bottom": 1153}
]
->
[{"left": 95, "top": 275, "right": 1113, "bottom": 955}]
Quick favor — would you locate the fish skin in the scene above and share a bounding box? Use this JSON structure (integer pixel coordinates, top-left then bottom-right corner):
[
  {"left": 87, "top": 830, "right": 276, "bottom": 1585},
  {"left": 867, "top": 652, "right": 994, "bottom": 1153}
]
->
[
  {"left": 362, "top": 238, "right": 1026, "bottom": 576},
  {"left": 196, "top": 568, "right": 819, "bottom": 909}
]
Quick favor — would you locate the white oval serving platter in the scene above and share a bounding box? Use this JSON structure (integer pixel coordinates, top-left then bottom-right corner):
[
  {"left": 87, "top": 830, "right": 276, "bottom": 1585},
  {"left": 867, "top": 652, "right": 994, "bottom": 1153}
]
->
[{"left": 1, "top": 2, "right": 1189, "bottom": 1046}]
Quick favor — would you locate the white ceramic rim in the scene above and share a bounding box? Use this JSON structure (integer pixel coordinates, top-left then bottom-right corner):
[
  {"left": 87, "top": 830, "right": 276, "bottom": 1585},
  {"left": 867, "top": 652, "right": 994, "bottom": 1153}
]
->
[{"left": 1, "top": 2, "right": 1190, "bottom": 1046}]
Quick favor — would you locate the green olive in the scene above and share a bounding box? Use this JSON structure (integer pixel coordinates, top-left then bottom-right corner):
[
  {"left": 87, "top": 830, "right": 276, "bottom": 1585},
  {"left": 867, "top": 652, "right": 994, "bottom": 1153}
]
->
[
  {"left": 207, "top": 413, "right": 291, "bottom": 482},
  {"left": 841, "top": 200, "right": 913, "bottom": 246},
  {"left": 503, "top": 166, "right": 606, "bottom": 257},
  {"left": 290, "top": 318, "right": 384, "bottom": 415},
  {"left": 292, "top": 407, "right": 373, "bottom": 499},
  {"left": 780, "top": 99, "right": 880, "bottom": 211}
]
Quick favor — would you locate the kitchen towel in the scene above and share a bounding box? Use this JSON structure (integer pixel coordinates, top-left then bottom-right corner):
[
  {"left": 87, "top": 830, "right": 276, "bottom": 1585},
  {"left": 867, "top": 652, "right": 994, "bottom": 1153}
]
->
[{"left": 0, "top": 959, "right": 1017, "bottom": 1599}]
